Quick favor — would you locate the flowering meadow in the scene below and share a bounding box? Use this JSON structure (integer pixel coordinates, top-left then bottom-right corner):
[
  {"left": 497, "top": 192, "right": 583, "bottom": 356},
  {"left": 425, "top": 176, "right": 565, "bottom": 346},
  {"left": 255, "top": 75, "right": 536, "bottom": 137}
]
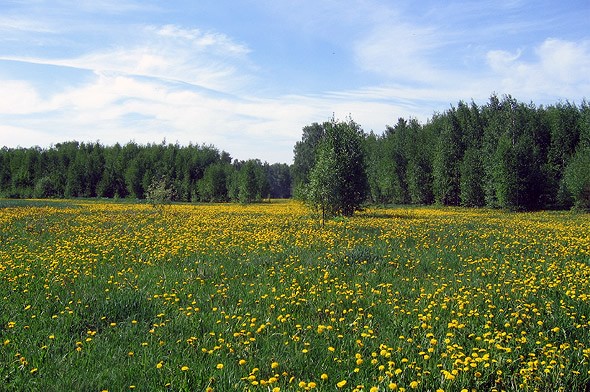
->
[{"left": 1, "top": 199, "right": 589, "bottom": 392}]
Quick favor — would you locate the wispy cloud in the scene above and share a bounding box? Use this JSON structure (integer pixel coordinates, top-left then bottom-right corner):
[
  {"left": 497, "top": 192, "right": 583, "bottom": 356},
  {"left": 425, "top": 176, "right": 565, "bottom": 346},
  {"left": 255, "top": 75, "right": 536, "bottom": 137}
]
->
[
  {"left": 354, "top": 22, "right": 445, "bottom": 84},
  {"left": 486, "top": 38, "right": 590, "bottom": 98},
  {"left": 0, "top": 23, "right": 253, "bottom": 91},
  {"left": 0, "top": 16, "right": 57, "bottom": 34}
]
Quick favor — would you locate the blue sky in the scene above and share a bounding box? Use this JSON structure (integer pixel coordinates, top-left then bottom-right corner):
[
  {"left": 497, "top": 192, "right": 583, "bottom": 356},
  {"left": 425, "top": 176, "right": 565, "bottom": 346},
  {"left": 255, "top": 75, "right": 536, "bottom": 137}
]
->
[{"left": 0, "top": 0, "right": 588, "bottom": 163}]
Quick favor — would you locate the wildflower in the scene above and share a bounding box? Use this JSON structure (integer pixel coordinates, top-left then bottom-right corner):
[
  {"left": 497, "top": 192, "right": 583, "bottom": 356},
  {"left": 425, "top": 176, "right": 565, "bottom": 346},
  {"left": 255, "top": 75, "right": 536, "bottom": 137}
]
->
[
  {"left": 181, "top": 366, "right": 189, "bottom": 371},
  {"left": 271, "top": 361, "right": 279, "bottom": 369},
  {"left": 216, "top": 363, "right": 224, "bottom": 369},
  {"left": 321, "top": 373, "right": 328, "bottom": 380},
  {"left": 337, "top": 380, "right": 347, "bottom": 388}
]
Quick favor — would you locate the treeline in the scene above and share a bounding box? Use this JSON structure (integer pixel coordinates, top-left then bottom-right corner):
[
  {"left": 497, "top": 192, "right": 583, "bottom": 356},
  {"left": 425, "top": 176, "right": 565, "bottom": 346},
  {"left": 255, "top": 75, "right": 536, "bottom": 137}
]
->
[
  {"left": 0, "top": 141, "right": 292, "bottom": 202},
  {"left": 2, "top": 94, "right": 589, "bottom": 211},
  {"left": 293, "top": 95, "right": 590, "bottom": 211}
]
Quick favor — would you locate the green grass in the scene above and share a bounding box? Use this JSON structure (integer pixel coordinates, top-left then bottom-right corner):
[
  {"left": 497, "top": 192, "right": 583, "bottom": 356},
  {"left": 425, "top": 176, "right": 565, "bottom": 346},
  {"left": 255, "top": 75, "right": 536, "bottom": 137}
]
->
[{"left": 0, "top": 201, "right": 589, "bottom": 391}]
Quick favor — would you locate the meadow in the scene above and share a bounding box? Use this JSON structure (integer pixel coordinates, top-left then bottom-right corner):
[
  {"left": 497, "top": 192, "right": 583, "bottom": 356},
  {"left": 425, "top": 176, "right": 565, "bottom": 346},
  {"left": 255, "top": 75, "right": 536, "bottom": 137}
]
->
[{"left": 0, "top": 199, "right": 589, "bottom": 392}]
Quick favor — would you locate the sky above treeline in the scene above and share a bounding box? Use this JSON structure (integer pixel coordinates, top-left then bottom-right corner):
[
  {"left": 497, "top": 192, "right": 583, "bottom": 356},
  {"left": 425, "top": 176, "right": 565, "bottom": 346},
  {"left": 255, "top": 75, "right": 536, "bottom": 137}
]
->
[{"left": 0, "top": 0, "right": 589, "bottom": 163}]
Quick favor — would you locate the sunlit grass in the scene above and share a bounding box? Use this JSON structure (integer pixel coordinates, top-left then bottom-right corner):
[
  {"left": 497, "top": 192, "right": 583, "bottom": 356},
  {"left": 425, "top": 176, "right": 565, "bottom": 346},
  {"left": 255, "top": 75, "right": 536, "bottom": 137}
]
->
[{"left": 1, "top": 199, "right": 589, "bottom": 391}]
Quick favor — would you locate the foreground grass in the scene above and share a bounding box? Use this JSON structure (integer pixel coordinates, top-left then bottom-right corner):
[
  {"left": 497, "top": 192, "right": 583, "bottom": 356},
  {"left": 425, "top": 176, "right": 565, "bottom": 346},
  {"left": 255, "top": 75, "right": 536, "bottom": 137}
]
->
[{"left": 0, "top": 199, "right": 589, "bottom": 391}]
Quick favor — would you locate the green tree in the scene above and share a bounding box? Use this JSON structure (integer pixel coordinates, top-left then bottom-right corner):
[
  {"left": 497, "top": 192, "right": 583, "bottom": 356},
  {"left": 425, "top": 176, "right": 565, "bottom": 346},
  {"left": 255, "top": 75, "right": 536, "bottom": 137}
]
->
[
  {"left": 460, "top": 148, "right": 485, "bottom": 207},
  {"left": 197, "top": 163, "right": 230, "bottom": 202},
  {"left": 238, "top": 160, "right": 261, "bottom": 203},
  {"left": 304, "top": 117, "right": 368, "bottom": 217},
  {"left": 405, "top": 118, "right": 434, "bottom": 205},
  {"left": 292, "top": 123, "right": 326, "bottom": 198},
  {"left": 565, "top": 146, "right": 590, "bottom": 211},
  {"left": 145, "top": 176, "right": 177, "bottom": 209},
  {"left": 306, "top": 141, "right": 339, "bottom": 224},
  {"left": 433, "top": 110, "right": 463, "bottom": 206},
  {"left": 266, "top": 163, "right": 292, "bottom": 199}
]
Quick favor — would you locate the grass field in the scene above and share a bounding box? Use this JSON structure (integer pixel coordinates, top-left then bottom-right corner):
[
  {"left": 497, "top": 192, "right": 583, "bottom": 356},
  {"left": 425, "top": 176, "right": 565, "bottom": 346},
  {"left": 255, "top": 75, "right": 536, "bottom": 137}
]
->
[{"left": 1, "top": 199, "right": 589, "bottom": 392}]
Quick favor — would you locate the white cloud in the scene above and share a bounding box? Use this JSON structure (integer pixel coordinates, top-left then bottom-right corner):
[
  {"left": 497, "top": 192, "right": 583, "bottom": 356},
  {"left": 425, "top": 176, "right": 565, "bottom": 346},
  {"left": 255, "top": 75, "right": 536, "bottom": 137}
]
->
[
  {"left": 485, "top": 38, "right": 590, "bottom": 98},
  {"left": 486, "top": 49, "right": 523, "bottom": 72},
  {"left": 354, "top": 22, "right": 444, "bottom": 83},
  {"left": 0, "top": 125, "right": 59, "bottom": 148},
  {"left": 154, "top": 25, "right": 250, "bottom": 56},
  {"left": 0, "top": 16, "right": 57, "bottom": 34},
  {"left": 0, "top": 22, "right": 252, "bottom": 92},
  {"left": 0, "top": 80, "right": 45, "bottom": 114}
]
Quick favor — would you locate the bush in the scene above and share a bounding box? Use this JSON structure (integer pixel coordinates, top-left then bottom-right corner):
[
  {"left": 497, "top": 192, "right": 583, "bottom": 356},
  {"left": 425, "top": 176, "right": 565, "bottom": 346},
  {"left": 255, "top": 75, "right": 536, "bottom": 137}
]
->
[{"left": 145, "top": 176, "right": 176, "bottom": 209}]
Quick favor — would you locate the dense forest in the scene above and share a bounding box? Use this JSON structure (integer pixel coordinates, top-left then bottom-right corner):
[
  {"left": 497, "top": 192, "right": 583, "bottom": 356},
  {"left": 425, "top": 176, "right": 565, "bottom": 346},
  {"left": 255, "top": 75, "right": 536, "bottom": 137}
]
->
[
  {"left": 0, "top": 141, "right": 292, "bottom": 203},
  {"left": 1, "top": 94, "right": 589, "bottom": 211},
  {"left": 293, "top": 94, "right": 589, "bottom": 211}
]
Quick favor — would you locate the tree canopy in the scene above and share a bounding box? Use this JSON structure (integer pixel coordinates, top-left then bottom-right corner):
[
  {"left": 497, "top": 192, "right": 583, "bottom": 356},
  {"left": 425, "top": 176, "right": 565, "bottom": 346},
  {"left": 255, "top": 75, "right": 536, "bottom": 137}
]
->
[{"left": 296, "top": 117, "right": 368, "bottom": 218}]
